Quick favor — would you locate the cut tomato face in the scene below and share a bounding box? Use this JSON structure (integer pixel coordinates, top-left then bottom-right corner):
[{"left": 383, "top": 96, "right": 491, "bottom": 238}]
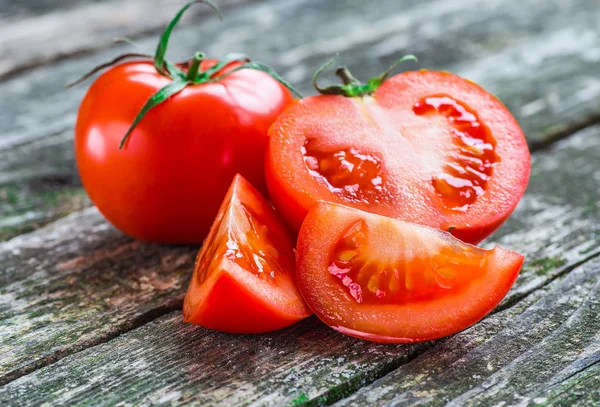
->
[
  {"left": 266, "top": 70, "right": 531, "bottom": 244},
  {"left": 183, "top": 175, "right": 312, "bottom": 333},
  {"left": 296, "top": 203, "right": 524, "bottom": 343}
]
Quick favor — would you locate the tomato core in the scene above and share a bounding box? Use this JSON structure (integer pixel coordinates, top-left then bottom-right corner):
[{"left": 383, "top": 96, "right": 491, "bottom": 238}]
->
[
  {"left": 413, "top": 96, "right": 499, "bottom": 211},
  {"left": 328, "top": 218, "right": 490, "bottom": 305}
]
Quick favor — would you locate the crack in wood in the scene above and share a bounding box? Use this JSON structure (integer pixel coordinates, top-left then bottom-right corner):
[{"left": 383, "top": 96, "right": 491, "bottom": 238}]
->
[
  {"left": 494, "top": 248, "right": 600, "bottom": 313},
  {"left": 528, "top": 112, "right": 600, "bottom": 152},
  {"left": 0, "top": 296, "right": 183, "bottom": 387},
  {"left": 551, "top": 355, "right": 600, "bottom": 388}
]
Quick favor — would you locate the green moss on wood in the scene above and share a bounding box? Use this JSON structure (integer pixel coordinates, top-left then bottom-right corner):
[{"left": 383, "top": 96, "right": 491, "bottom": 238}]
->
[
  {"left": 290, "top": 393, "right": 308, "bottom": 406},
  {"left": 0, "top": 184, "right": 89, "bottom": 241},
  {"left": 524, "top": 257, "right": 567, "bottom": 275}
]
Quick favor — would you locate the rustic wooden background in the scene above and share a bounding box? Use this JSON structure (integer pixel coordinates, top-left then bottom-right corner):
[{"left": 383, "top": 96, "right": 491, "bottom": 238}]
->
[{"left": 0, "top": 0, "right": 599, "bottom": 405}]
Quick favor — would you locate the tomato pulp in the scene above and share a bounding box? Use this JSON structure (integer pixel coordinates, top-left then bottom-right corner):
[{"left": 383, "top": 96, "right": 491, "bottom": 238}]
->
[
  {"left": 184, "top": 175, "right": 312, "bottom": 333},
  {"left": 296, "top": 203, "right": 524, "bottom": 343},
  {"left": 267, "top": 69, "right": 530, "bottom": 243}
]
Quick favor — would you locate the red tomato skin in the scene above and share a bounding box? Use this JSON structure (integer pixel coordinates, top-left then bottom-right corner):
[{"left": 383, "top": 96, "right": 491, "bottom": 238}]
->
[
  {"left": 186, "top": 266, "right": 308, "bottom": 334},
  {"left": 296, "top": 203, "right": 524, "bottom": 343},
  {"left": 75, "top": 61, "right": 293, "bottom": 244},
  {"left": 266, "top": 71, "right": 530, "bottom": 244}
]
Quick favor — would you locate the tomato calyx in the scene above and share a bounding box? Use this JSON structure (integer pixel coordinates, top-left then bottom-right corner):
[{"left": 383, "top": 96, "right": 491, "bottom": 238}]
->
[
  {"left": 312, "top": 54, "right": 418, "bottom": 97},
  {"left": 67, "top": 0, "right": 301, "bottom": 149}
]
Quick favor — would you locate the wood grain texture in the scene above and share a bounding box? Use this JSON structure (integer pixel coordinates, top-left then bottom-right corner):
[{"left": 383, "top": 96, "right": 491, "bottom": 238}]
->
[
  {"left": 1, "top": 122, "right": 599, "bottom": 405},
  {"left": 543, "top": 359, "right": 600, "bottom": 406},
  {"left": 1, "top": 0, "right": 600, "bottom": 240},
  {"left": 0, "top": 208, "right": 197, "bottom": 383},
  {"left": 0, "top": 314, "right": 432, "bottom": 407},
  {"left": 0, "top": 0, "right": 249, "bottom": 79}
]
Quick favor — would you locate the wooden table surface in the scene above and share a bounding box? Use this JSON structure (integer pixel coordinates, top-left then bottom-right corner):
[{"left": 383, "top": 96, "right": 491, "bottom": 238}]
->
[{"left": 1, "top": 0, "right": 599, "bottom": 405}]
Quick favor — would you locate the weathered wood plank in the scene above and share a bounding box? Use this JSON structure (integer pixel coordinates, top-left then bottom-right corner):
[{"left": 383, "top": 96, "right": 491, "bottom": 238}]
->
[
  {"left": 0, "top": 131, "right": 88, "bottom": 241},
  {"left": 0, "top": 184, "right": 88, "bottom": 242},
  {"left": 4, "top": 0, "right": 598, "bottom": 147},
  {"left": 2, "top": 0, "right": 599, "bottom": 240},
  {"left": 0, "top": 0, "right": 249, "bottom": 80},
  {"left": 0, "top": 208, "right": 197, "bottom": 383},
  {"left": 0, "top": 313, "right": 432, "bottom": 407},
  {"left": 542, "top": 359, "right": 600, "bottom": 406},
  {"left": 3, "top": 258, "right": 595, "bottom": 407},
  {"left": 1, "top": 121, "right": 599, "bottom": 405}
]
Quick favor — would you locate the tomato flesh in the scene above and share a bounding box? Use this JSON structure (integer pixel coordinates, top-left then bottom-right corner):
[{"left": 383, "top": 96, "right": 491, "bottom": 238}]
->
[
  {"left": 183, "top": 175, "right": 311, "bottom": 333},
  {"left": 328, "top": 218, "right": 487, "bottom": 305},
  {"left": 302, "top": 140, "right": 385, "bottom": 203},
  {"left": 413, "top": 96, "right": 498, "bottom": 211},
  {"left": 296, "top": 202, "right": 524, "bottom": 343},
  {"left": 267, "top": 71, "right": 530, "bottom": 244}
]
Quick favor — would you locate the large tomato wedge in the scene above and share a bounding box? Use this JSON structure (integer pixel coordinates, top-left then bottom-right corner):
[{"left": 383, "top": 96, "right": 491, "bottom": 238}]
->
[
  {"left": 184, "top": 175, "right": 311, "bottom": 333},
  {"left": 296, "top": 202, "right": 524, "bottom": 343},
  {"left": 267, "top": 66, "right": 530, "bottom": 243}
]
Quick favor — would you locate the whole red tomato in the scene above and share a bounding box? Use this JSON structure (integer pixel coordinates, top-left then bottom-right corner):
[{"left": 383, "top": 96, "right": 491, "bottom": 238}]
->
[{"left": 74, "top": 1, "right": 296, "bottom": 243}]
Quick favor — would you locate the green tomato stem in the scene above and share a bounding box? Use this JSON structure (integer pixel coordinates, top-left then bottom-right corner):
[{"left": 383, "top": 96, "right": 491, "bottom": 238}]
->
[
  {"left": 185, "top": 52, "right": 206, "bottom": 82},
  {"left": 313, "top": 54, "right": 419, "bottom": 97}
]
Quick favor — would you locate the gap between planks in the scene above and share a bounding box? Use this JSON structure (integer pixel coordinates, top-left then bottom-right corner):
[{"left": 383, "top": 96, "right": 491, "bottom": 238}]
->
[
  {"left": 0, "top": 297, "right": 183, "bottom": 387},
  {"left": 527, "top": 111, "right": 600, "bottom": 152}
]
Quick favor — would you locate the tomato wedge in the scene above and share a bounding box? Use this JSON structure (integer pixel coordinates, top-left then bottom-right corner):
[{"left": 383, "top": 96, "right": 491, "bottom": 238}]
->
[
  {"left": 296, "top": 202, "right": 523, "bottom": 343},
  {"left": 183, "top": 175, "right": 311, "bottom": 333},
  {"left": 267, "top": 64, "right": 530, "bottom": 243}
]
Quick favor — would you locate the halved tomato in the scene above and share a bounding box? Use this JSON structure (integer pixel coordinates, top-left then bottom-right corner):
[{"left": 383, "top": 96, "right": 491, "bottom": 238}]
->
[
  {"left": 296, "top": 202, "right": 523, "bottom": 343},
  {"left": 183, "top": 174, "right": 312, "bottom": 333},
  {"left": 267, "top": 66, "right": 530, "bottom": 244}
]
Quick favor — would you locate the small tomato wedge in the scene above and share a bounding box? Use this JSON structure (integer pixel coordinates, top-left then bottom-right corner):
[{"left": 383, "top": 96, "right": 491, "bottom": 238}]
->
[
  {"left": 296, "top": 202, "right": 524, "bottom": 343},
  {"left": 184, "top": 175, "right": 312, "bottom": 333},
  {"left": 267, "top": 60, "right": 530, "bottom": 243}
]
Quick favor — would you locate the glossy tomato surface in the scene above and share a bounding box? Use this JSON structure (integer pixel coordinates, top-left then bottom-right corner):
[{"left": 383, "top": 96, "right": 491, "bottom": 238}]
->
[
  {"left": 296, "top": 203, "right": 523, "bottom": 343},
  {"left": 76, "top": 60, "right": 292, "bottom": 243},
  {"left": 267, "top": 70, "right": 530, "bottom": 244},
  {"left": 184, "top": 174, "right": 311, "bottom": 333}
]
